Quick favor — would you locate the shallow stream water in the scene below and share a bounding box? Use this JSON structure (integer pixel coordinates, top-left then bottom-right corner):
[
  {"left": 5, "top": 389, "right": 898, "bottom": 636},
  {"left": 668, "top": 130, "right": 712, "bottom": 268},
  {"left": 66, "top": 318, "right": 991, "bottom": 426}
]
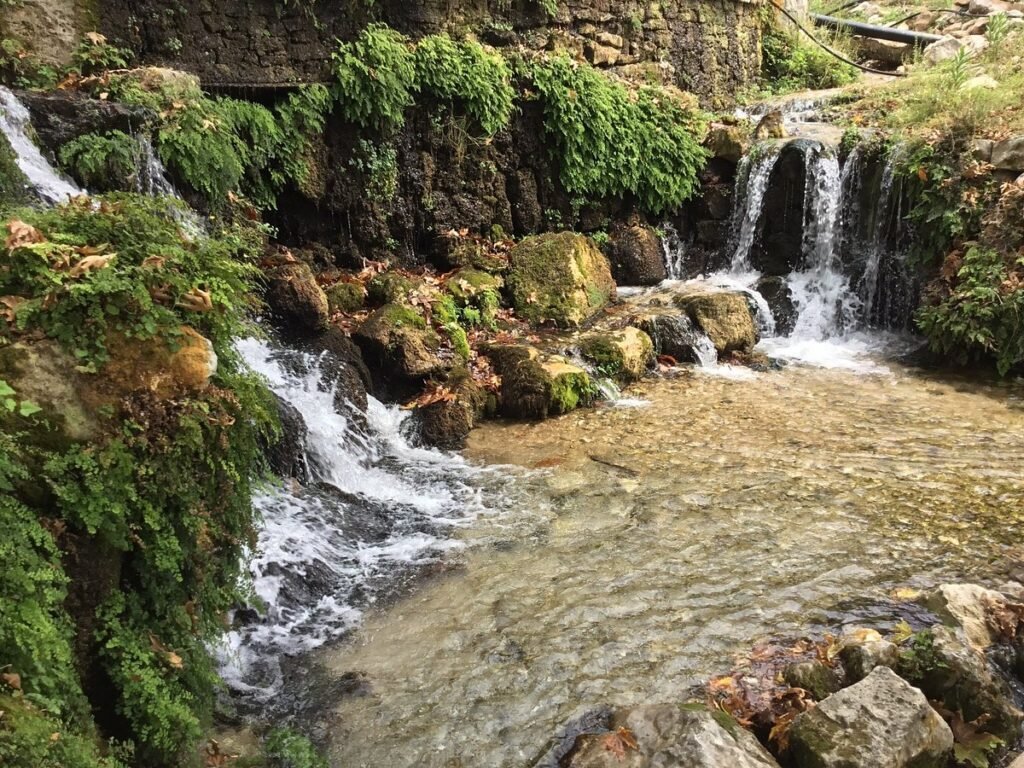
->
[{"left": 312, "top": 356, "right": 1024, "bottom": 767}]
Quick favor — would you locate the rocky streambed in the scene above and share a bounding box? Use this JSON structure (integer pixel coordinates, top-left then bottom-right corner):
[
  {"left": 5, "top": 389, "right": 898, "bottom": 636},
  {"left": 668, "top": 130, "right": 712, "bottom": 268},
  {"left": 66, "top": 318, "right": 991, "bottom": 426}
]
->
[{"left": 280, "top": 356, "right": 1024, "bottom": 767}]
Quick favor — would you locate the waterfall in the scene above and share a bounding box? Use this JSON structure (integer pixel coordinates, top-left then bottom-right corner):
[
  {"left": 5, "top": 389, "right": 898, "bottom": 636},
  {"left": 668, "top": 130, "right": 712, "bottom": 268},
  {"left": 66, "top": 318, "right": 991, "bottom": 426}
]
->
[
  {"left": 660, "top": 221, "right": 688, "bottom": 280},
  {"left": 785, "top": 143, "right": 860, "bottom": 340},
  {"left": 728, "top": 142, "right": 784, "bottom": 273},
  {"left": 0, "top": 87, "right": 83, "bottom": 203},
  {"left": 218, "top": 337, "right": 505, "bottom": 701},
  {"left": 134, "top": 135, "right": 179, "bottom": 197}
]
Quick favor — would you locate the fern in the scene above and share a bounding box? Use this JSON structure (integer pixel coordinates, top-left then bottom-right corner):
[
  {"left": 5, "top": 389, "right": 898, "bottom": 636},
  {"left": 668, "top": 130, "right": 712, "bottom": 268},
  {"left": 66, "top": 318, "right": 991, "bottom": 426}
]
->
[
  {"left": 58, "top": 131, "right": 140, "bottom": 192},
  {"left": 331, "top": 24, "right": 417, "bottom": 132}
]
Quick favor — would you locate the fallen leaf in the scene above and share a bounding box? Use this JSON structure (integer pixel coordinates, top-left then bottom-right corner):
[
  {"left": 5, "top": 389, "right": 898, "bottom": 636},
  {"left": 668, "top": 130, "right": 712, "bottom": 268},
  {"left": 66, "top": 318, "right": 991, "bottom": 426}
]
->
[
  {"left": 5, "top": 219, "right": 45, "bottom": 249},
  {"left": 1, "top": 671, "right": 22, "bottom": 690},
  {"left": 85, "top": 31, "right": 107, "bottom": 45},
  {"left": 69, "top": 253, "right": 116, "bottom": 277},
  {"left": 600, "top": 727, "right": 638, "bottom": 760},
  {"left": 178, "top": 287, "right": 213, "bottom": 312}
]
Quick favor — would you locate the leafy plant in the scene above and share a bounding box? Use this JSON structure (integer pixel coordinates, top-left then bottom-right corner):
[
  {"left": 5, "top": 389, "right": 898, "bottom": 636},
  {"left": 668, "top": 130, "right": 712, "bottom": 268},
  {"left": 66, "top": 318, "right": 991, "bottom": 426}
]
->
[
  {"left": 350, "top": 139, "right": 399, "bottom": 204},
  {"left": 331, "top": 24, "right": 417, "bottom": 132},
  {"left": 986, "top": 13, "right": 1009, "bottom": 48},
  {"left": 71, "top": 33, "right": 131, "bottom": 76},
  {"left": 264, "top": 727, "right": 327, "bottom": 768},
  {"left": 414, "top": 34, "right": 514, "bottom": 136},
  {"left": 947, "top": 47, "right": 971, "bottom": 91},
  {"left": 530, "top": 54, "right": 709, "bottom": 215},
  {"left": 760, "top": 11, "right": 857, "bottom": 94},
  {"left": 58, "top": 131, "right": 140, "bottom": 192},
  {"left": 0, "top": 37, "right": 59, "bottom": 89}
]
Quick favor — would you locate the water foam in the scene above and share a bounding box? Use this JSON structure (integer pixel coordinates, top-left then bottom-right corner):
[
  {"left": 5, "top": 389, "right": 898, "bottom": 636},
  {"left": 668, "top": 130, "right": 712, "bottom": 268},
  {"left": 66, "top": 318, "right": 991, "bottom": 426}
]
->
[{"left": 0, "top": 87, "right": 83, "bottom": 203}]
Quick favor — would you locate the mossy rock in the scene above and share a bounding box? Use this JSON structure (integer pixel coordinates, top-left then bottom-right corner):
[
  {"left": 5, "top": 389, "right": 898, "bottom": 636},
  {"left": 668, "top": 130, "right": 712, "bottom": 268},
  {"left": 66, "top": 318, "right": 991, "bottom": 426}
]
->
[
  {"left": 0, "top": 131, "right": 29, "bottom": 206},
  {"left": 445, "top": 239, "right": 509, "bottom": 273},
  {"left": 705, "top": 123, "right": 750, "bottom": 163},
  {"left": 264, "top": 261, "right": 330, "bottom": 335},
  {"left": 325, "top": 281, "right": 367, "bottom": 314},
  {"left": 579, "top": 327, "right": 654, "bottom": 382},
  {"left": 506, "top": 232, "right": 616, "bottom": 327},
  {"left": 483, "top": 344, "right": 594, "bottom": 420},
  {"left": 446, "top": 268, "right": 503, "bottom": 306},
  {"left": 674, "top": 290, "right": 758, "bottom": 354},
  {"left": 353, "top": 302, "right": 445, "bottom": 380},
  {"left": 366, "top": 271, "right": 418, "bottom": 305},
  {"left": 414, "top": 367, "right": 492, "bottom": 449}
]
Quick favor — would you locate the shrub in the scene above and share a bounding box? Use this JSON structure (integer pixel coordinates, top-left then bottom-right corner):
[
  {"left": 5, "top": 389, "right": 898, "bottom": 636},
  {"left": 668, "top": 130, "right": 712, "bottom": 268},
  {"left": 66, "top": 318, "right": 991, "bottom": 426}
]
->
[
  {"left": 58, "top": 131, "right": 140, "bottom": 192},
  {"left": 331, "top": 24, "right": 417, "bottom": 132},
  {"left": 414, "top": 34, "right": 515, "bottom": 136},
  {"left": 760, "top": 15, "right": 857, "bottom": 93},
  {"left": 530, "top": 54, "right": 708, "bottom": 214},
  {"left": 70, "top": 33, "right": 131, "bottom": 76}
]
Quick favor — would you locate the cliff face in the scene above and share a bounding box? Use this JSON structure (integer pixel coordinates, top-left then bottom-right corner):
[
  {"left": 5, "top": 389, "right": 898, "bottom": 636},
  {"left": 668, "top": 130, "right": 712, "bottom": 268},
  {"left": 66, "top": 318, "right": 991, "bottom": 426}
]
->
[{"left": 96, "top": 0, "right": 761, "bottom": 107}]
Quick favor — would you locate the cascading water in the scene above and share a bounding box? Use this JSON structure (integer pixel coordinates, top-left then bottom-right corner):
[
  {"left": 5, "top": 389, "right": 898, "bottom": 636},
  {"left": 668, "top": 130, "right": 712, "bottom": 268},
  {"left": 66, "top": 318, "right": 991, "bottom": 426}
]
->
[
  {"left": 0, "top": 86, "right": 83, "bottom": 203},
  {"left": 218, "top": 337, "right": 506, "bottom": 702},
  {"left": 728, "top": 142, "right": 784, "bottom": 273},
  {"left": 134, "top": 135, "right": 179, "bottom": 197}
]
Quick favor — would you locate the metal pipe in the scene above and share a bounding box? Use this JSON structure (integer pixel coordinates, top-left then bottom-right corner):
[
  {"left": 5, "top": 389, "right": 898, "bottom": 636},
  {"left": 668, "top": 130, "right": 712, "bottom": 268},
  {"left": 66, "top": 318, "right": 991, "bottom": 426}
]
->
[{"left": 811, "top": 13, "right": 944, "bottom": 45}]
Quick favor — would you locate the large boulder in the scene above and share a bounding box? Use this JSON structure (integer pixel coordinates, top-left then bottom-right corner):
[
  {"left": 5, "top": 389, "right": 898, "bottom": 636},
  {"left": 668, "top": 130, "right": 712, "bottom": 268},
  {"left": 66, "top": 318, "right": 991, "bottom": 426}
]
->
[
  {"left": 631, "top": 310, "right": 717, "bottom": 364},
  {"left": 579, "top": 327, "right": 655, "bottom": 382},
  {"left": 908, "top": 625, "right": 1024, "bottom": 744},
  {"left": 485, "top": 345, "right": 595, "bottom": 420},
  {"left": 839, "top": 635, "right": 900, "bottom": 683},
  {"left": 606, "top": 223, "right": 668, "bottom": 286},
  {"left": 265, "top": 261, "right": 330, "bottom": 335},
  {"left": 992, "top": 136, "right": 1024, "bottom": 172},
  {"left": 789, "top": 666, "right": 953, "bottom": 768},
  {"left": 925, "top": 583, "right": 1014, "bottom": 650},
  {"left": 567, "top": 705, "right": 780, "bottom": 768},
  {"left": 353, "top": 303, "right": 445, "bottom": 380},
  {"left": 18, "top": 90, "right": 153, "bottom": 151},
  {"left": 506, "top": 232, "right": 616, "bottom": 327},
  {"left": 674, "top": 291, "right": 758, "bottom": 353}
]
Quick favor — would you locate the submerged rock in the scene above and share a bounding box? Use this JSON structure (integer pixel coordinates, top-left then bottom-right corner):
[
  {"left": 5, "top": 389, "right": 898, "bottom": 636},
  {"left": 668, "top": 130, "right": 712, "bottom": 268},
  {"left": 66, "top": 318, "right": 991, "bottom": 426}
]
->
[
  {"left": 839, "top": 636, "right": 900, "bottom": 683},
  {"left": 567, "top": 705, "right": 780, "bottom": 768},
  {"left": 265, "top": 261, "right": 330, "bottom": 335},
  {"left": 579, "top": 327, "right": 655, "bottom": 382},
  {"left": 789, "top": 666, "right": 953, "bottom": 768},
  {"left": 353, "top": 303, "right": 445, "bottom": 381},
  {"left": 506, "top": 232, "right": 616, "bottom": 327},
  {"left": 674, "top": 290, "right": 758, "bottom": 354},
  {"left": 631, "top": 310, "right": 716, "bottom": 365},
  {"left": 783, "top": 660, "right": 841, "bottom": 700},
  {"left": 606, "top": 222, "right": 667, "bottom": 286}
]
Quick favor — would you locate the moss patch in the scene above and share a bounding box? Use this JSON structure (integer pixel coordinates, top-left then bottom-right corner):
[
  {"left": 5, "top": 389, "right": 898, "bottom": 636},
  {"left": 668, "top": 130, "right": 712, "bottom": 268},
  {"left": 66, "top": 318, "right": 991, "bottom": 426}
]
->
[
  {"left": 325, "top": 281, "right": 366, "bottom": 314},
  {"left": 0, "top": 131, "right": 29, "bottom": 206}
]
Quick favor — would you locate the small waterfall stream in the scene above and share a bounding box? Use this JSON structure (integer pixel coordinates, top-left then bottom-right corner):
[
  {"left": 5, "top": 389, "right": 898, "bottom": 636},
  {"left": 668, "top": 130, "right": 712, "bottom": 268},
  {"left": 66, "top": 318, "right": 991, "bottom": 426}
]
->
[
  {"left": 0, "top": 86, "right": 83, "bottom": 203},
  {"left": 728, "top": 143, "right": 784, "bottom": 272}
]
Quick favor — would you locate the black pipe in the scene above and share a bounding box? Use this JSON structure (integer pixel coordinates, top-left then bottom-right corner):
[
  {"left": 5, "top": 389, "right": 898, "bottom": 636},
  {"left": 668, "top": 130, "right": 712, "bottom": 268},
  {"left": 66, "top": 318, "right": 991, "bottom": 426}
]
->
[{"left": 811, "top": 13, "right": 944, "bottom": 45}]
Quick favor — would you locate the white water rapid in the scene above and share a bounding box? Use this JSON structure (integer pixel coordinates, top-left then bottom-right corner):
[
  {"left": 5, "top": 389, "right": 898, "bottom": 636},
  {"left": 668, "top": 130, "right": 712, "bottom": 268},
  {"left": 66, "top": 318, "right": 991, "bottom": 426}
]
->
[
  {"left": 218, "top": 337, "right": 506, "bottom": 701},
  {"left": 0, "top": 86, "right": 83, "bottom": 203}
]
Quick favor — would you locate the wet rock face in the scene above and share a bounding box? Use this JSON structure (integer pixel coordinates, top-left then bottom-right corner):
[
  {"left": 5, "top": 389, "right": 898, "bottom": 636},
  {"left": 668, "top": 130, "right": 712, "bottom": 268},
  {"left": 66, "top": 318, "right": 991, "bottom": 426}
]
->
[
  {"left": 751, "top": 142, "right": 807, "bottom": 277},
  {"left": 267, "top": 395, "right": 310, "bottom": 482},
  {"left": 755, "top": 276, "right": 796, "bottom": 336},
  {"left": 353, "top": 303, "right": 445, "bottom": 382},
  {"left": 606, "top": 223, "right": 667, "bottom": 286},
  {"left": 264, "top": 262, "right": 330, "bottom": 336},
  {"left": 839, "top": 638, "right": 900, "bottom": 683},
  {"left": 789, "top": 666, "right": 954, "bottom": 768},
  {"left": 18, "top": 91, "right": 154, "bottom": 153},
  {"left": 567, "top": 705, "right": 781, "bottom": 768},
  {"left": 632, "top": 311, "right": 715, "bottom": 364},
  {"left": 579, "top": 327, "right": 655, "bottom": 382}
]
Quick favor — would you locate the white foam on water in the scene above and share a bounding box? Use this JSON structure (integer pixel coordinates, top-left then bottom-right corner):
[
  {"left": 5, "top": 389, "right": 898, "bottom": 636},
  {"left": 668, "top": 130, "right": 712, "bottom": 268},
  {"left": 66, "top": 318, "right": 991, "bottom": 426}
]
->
[
  {"left": 217, "top": 337, "right": 505, "bottom": 700},
  {"left": 0, "top": 87, "right": 83, "bottom": 203}
]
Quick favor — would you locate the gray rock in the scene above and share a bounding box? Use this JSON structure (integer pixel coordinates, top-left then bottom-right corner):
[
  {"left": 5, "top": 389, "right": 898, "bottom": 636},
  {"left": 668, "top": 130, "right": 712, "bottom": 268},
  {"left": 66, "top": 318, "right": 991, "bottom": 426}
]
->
[
  {"left": 972, "top": 138, "right": 995, "bottom": 162},
  {"left": 754, "top": 276, "right": 796, "bottom": 336},
  {"left": 789, "top": 666, "right": 953, "bottom": 768},
  {"left": 923, "top": 36, "right": 964, "bottom": 63},
  {"left": 840, "top": 638, "right": 900, "bottom": 682},
  {"left": 783, "top": 660, "right": 842, "bottom": 700},
  {"left": 969, "top": 0, "right": 993, "bottom": 14},
  {"left": 568, "top": 704, "right": 780, "bottom": 768},
  {"left": 915, "top": 625, "right": 1024, "bottom": 743},
  {"left": 993, "top": 136, "right": 1024, "bottom": 171},
  {"left": 925, "top": 582, "right": 1010, "bottom": 649}
]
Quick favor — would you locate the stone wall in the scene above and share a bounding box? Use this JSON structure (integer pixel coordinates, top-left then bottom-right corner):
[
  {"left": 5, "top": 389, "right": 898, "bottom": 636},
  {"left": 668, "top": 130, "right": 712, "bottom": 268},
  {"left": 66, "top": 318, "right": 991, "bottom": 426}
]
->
[{"left": 96, "top": 0, "right": 762, "bottom": 106}]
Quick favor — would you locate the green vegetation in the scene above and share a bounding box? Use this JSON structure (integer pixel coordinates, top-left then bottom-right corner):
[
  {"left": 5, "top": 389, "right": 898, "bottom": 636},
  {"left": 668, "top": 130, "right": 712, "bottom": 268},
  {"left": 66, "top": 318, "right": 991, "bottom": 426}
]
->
[
  {"left": 758, "top": 13, "right": 857, "bottom": 94},
  {"left": 262, "top": 727, "right": 327, "bottom": 768},
  {"left": 0, "top": 194, "right": 277, "bottom": 766},
  {"left": 350, "top": 139, "right": 399, "bottom": 204},
  {"left": 414, "top": 34, "right": 515, "bottom": 136},
  {"left": 58, "top": 131, "right": 139, "bottom": 192},
  {"left": 530, "top": 54, "right": 709, "bottom": 215},
  {"left": 331, "top": 24, "right": 417, "bottom": 132}
]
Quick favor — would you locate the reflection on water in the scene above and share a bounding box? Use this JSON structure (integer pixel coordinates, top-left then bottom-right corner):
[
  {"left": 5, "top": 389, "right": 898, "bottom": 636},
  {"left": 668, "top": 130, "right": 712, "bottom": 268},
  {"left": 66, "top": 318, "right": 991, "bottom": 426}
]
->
[{"left": 314, "top": 363, "right": 1024, "bottom": 768}]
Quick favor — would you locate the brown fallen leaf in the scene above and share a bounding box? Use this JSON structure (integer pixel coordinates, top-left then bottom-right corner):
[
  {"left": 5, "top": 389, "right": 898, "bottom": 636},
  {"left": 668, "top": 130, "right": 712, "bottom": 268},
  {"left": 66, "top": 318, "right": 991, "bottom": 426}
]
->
[
  {"left": 85, "top": 31, "right": 107, "bottom": 45},
  {"left": 2, "top": 671, "right": 22, "bottom": 690},
  {"left": 0, "top": 295, "right": 25, "bottom": 324},
  {"left": 178, "top": 287, "right": 213, "bottom": 312},
  {"left": 69, "top": 253, "right": 116, "bottom": 277},
  {"left": 402, "top": 384, "right": 457, "bottom": 410},
  {"left": 601, "top": 727, "right": 639, "bottom": 760},
  {"left": 6, "top": 219, "right": 45, "bottom": 249},
  {"left": 142, "top": 255, "right": 167, "bottom": 270}
]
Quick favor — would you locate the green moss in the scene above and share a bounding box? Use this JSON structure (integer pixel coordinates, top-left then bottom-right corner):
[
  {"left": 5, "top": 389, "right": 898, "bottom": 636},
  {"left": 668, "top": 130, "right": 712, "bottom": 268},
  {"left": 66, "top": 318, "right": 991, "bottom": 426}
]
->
[
  {"left": 445, "top": 323, "right": 471, "bottom": 360},
  {"left": 58, "top": 131, "right": 139, "bottom": 192},
  {"left": 548, "top": 369, "right": 594, "bottom": 414},
  {"left": 0, "top": 694, "right": 121, "bottom": 768},
  {"left": 367, "top": 272, "right": 417, "bottom": 305},
  {"left": 0, "top": 131, "right": 28, "bottom": 206},
  {"left": 325, "top": 281, "right": 366, "bottom": 314},
  {"left": 378, "top": 302, "right": 426, "bottom": 330},
  {"left": 580, "top": 335, "right": 624, "bottom": 377}
]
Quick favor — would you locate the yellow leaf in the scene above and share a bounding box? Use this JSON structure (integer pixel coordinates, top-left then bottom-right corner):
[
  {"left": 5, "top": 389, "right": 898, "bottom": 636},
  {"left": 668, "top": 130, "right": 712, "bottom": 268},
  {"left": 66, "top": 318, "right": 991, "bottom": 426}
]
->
[{"left": 69, "top": 253, "right": 116, "bottom": 277}]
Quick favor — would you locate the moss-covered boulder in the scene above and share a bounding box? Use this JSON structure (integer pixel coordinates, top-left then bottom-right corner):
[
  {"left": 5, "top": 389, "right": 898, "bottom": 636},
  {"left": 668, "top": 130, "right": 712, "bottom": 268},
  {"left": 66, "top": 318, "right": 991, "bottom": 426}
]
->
[
  {"left": 444, "top": 238, "right": 509, "bottom": 273},
  {"left": 414, "top": 368, "right": 494, "bottom": 450},
  {"left": 484, "top": 344, "right": 595, "bottom": 420},
  {"left": 264, "top": 261, "right": 330, "bottom": 335},
  {"left": 674, "top": 290, "right": 758, "bottom": 354},
  {"left": 353, "top": 303, "right": 445, "bottom": 380},
  {"left": 706, "top": 123, "right": 751, "bottom": 163},
  {"left": 325, "top": 281, "right": 366, "bottom": 315},
  {"left": 606, "top": 222, "right": 667, "bottom": 287},
  {"left": 506, "top": 232, "right": 616, "bottom": 327},
  {"left": 366, "top": 271, "right": 418, "bottom": 305},
  {"left": 446, "top": 268, "right": 503, "bottom": 305},
  {"left": 580, "top": 327, "right": 655, "bottom": 381}
]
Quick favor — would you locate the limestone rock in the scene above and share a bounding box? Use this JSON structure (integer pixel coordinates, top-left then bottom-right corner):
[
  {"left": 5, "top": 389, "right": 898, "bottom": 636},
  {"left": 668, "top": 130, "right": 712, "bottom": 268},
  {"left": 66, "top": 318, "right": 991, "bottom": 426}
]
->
[
  {"left": 789, "top": 666, "right": 953, "bottom": 768},
  {"left": 266, "top": 395, "right": 309, "bottom": 482},
  {"left": 962, "top": 74, "right": 999, "bottom": 90},
  {"left": 445, "top": 267, "right": 504, "bottom": 305},
  {"left": 414, "top": 369, "right": 492, "bottom": 449},
  {"left": 353, "top": 303, "right": 445, "bottom": 380},
  {"left": 925, "top": 583, "right": 1011, "bottom": 650},
  {"left": 325, "top": 281, "right": 366, "bottom": 315},
  {"left": 783, "top": 660, "right": 841, "bottom": 700},
  {"left": 924, "top": 36, "right": 965, "bottom": 64},
  {"left": 857, "top": 37, "right": 910, "bottom": 65},
  {"left": 969, "top": 0, "right": 993, "bottom": 13},
  {"left": 606, "top": 223, "right": 667, "bottom": 286},
  {"left": 631, "top": 311, "right": 717, "bottom": 364},
  {"left": 706, "top": 123, "right": 751, "bottom": 163},
  {"left": 579, "top": 327, "right": 655, "bottom": 381},
  {"left": 265, "top": 261, "right": 330, "bottom": 335},
  {"left": 993, "top": 136, "right": 1024, "bottom": 171},
  {"left": 753, "top": 110, "right": 786, "bottom": 140},
  {"left": 674, "top": 291, "right": 758, "bottom": 353},
  {"left": 913, "top": 625, "right": 1024, "bottom": 743},
  {"left": 754, "top": 276, "right": 796, "bottom": 336},
  {"left": 839, "top": 637, "right": 900, "bottom": 682},
  {"left": 568, "top": 705, "right": 781, "bottom": 768},
  {"left": 506, "top": 232, "right": 616, "bottom": 327}
]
